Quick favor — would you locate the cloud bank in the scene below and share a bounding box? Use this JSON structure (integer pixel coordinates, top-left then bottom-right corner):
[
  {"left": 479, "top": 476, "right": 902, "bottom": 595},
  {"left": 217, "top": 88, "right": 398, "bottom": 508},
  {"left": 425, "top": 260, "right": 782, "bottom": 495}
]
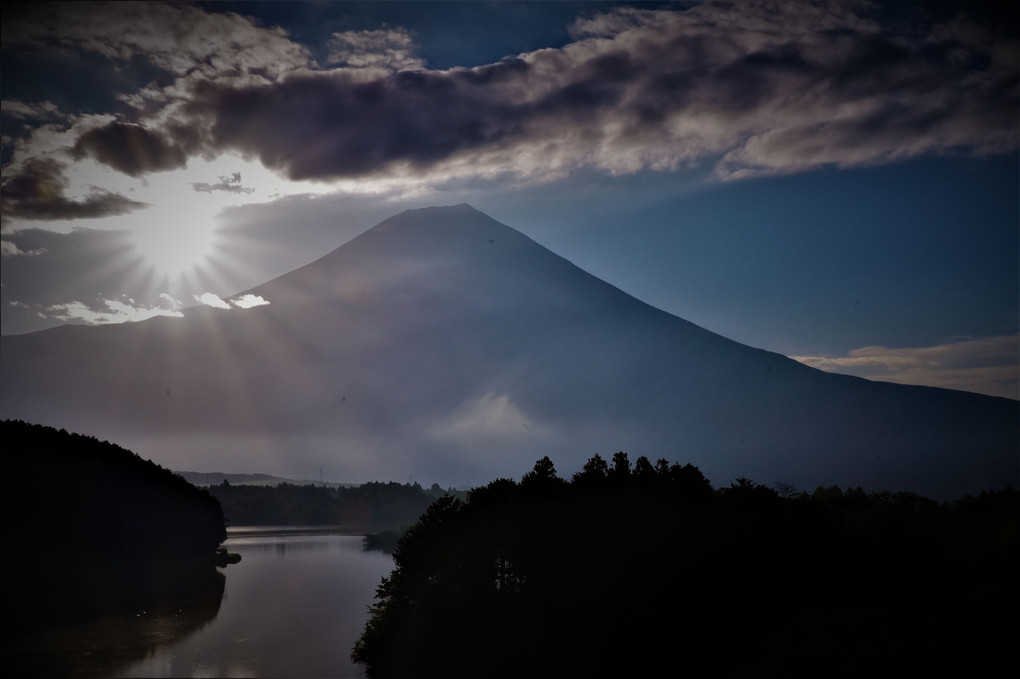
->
[
  {"left": 792, "top": 335, "right": 1020, "bottom": 400},
  {"left": 3, "top": 0, "right": 1016, "bottom": 210},
  {"left": 175, "top": 2, "right": 1019, "bottom": 183}
]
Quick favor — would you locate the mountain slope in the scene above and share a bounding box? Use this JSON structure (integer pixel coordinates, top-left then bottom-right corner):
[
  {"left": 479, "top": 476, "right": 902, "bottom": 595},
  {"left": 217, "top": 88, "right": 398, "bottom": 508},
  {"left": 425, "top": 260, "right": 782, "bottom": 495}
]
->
[{"left": 1, "top": 204, "right": 1015, "bottom": 497}]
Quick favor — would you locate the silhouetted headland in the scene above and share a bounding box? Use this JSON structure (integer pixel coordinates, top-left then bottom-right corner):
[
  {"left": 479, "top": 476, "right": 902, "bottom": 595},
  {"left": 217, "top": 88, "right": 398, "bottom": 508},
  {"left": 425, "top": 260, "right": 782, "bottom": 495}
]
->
[{"left": 1, "top": 420, "right": 237, "bottom": 637}]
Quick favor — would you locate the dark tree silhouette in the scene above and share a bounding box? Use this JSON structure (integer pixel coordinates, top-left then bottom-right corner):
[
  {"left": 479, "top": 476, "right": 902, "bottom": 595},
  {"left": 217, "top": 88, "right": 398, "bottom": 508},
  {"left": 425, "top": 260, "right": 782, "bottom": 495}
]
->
[
  {"left": 520, "top": 455, "right": 558, "bottom": 484},
  {"left": 609, "top": 450, "right": 631, "bottom": 480},
  {"left": 207, "top": 479, "right": 443, "bottom": 530},
  {"left": 570, "top": 452, "right": 608, "bottom": 486},
  {"left": 1, "top": 420, "right": 231, "bottom": 635},
  {"left": 632, "top": 455, "right": 657, "bottom": 484},
  {"left": 353, "top": 453, "right": 1019, "bottom": 678}
]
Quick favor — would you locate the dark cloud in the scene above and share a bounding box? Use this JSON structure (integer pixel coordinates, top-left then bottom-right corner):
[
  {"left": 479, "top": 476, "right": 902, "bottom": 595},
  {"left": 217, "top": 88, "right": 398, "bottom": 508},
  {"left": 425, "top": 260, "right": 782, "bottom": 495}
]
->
[
  {"left": 180, "top": 63, "right": 529, "bottom": 180},
  {"left": 1, "top": 1, "right": 311, "bottom": 79},
  {"left": 72, "top": 121, "right": 188, "bottom": 176},
  {"left": 165, "top": 2, "right": 1017, "bottom": 183},
  {"left": 0, "top": 157, "right": 148, "bottom": 221},
  {"left": 3, "top": 2, "right": 1017, "bottom": 192}
]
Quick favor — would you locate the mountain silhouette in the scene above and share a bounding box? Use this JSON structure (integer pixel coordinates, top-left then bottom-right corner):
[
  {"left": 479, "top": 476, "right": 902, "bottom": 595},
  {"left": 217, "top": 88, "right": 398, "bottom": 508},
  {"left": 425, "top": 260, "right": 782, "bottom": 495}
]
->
[{"left": 1, "top": 204, "right": 1015, "bottom": 497}]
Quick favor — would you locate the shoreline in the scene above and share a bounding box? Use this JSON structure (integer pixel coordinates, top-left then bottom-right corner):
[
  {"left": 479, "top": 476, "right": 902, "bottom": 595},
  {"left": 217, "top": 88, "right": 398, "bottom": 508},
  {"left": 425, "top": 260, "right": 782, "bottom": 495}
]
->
[{"left": 226, "top": 525, "right": 366, "bottom": 538}]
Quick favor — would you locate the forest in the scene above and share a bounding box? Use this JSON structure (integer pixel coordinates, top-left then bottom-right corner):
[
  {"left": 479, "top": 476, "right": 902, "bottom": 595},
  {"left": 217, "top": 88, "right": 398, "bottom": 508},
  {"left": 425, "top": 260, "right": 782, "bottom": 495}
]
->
[
  {"left": 353, "top": 453, "right": 1019, "bottom": 678},
  {"left": 4, "top": 417, "right": 1016, "bottom": 674},
  {"left": 206, "top": 479, "right": 452, "bottom": 532},
  {"left": 2, "top": 420, "right": 231, "bottom": 635}
]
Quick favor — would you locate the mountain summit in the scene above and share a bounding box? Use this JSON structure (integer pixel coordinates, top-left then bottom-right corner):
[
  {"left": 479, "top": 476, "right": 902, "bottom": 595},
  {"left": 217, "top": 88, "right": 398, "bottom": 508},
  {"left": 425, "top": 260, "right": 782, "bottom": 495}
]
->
[{"left": 2, "top": 205, "right": 1016, "bottom": 497}]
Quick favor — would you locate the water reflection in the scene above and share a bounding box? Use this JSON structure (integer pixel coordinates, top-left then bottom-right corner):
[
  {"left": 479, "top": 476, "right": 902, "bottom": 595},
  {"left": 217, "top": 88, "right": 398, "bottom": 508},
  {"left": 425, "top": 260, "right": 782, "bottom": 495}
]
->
[
  {"left": 4, "top": 532, "right": 393, "bottom": 678},
  {"left": 117, "top": 532, "right": 393, "bottom": 678},
  {"left": 3, "top": 567, "right": 225, "bottom": 678},
  {"left": 231, "top": 536, "right": 369, "bottom": 557}
]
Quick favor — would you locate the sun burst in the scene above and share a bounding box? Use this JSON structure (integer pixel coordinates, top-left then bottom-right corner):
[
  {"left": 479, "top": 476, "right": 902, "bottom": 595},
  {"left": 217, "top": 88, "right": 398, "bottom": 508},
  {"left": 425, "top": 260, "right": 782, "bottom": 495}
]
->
[{"left": 131, "top": 203, "right": 220, "bottom": 280}]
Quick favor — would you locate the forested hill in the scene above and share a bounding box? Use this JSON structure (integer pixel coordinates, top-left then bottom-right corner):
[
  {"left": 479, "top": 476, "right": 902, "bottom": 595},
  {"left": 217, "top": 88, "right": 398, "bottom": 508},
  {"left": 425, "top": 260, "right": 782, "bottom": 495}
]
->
[
  {"left": 2, "top": 420, "right": 226, "bottom": 557},
  {"left": 353, "top": 454, "right": 1020, "bottom": 678},
  {"left": 2, "top": 420, "right": 231, "bottom": 635}
]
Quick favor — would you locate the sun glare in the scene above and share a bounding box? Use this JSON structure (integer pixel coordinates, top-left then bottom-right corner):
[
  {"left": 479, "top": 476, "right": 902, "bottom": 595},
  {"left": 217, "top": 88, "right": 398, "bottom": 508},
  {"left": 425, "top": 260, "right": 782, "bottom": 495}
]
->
[{"left": 131, "top": 204, "right": 220, "bottom": 279}]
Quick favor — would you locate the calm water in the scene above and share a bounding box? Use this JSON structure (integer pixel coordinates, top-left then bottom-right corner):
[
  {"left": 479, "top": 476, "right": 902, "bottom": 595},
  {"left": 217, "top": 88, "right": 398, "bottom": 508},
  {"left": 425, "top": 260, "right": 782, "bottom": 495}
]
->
[{"left": 9, "top": 529, "right": 395, "bottom": 678}]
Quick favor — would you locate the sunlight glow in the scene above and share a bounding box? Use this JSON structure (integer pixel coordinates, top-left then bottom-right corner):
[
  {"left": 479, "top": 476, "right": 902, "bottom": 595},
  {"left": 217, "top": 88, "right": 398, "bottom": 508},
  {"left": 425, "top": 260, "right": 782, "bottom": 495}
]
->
[
  {"left": 12, "top": 152, "right": 351, "bottom": 280},
  {"left": 132, "top": 212, "right": 219, "bottom": 279}
]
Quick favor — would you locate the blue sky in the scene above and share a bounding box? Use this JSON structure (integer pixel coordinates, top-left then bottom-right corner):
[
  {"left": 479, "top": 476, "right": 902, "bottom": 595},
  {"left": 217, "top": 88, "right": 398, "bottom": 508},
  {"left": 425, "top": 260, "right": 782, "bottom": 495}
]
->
[{"left": 2, "top": 1, "right": 1017, "bottom": 399}]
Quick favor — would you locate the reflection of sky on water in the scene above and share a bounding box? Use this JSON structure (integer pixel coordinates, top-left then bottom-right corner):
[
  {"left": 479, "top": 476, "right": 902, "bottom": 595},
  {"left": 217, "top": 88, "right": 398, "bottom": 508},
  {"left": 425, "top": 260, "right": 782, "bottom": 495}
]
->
[
  {"left": 114, "top": 534, "right": 394, "bottom": 678},
  {"left": 226, "top": 531, "right": 372, "bottom": 557},
  {"left": 6, "top": 601, "right": 223, "bottom": 679}
]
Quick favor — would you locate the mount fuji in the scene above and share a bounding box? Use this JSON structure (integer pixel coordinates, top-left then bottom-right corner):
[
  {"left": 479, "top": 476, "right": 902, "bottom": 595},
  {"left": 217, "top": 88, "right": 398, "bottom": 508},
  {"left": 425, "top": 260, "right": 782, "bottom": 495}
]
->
[{"left": 1, "top": 204, "right": 1016, "bottom": 497}]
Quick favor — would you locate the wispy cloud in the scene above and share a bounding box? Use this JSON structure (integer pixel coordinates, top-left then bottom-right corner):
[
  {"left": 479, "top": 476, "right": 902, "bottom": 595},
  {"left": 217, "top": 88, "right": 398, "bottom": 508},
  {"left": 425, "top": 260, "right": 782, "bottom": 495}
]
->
[
  {"left": 427, "top": 392, "right": 543, "bottom": 443},
  {"left": 231, "top": 293, "right": 270, "bottom": 309},
  {"left": 1, "top": 98, "right": 66, "bottom": 121},
  {"left": 39, "top": 294, "right": 184, "bottom": 324},
  {"left": 2, "top": 2, "right": 311, "bottom": 82},
  {"left": 194, "top": 291, "right": 270, "bottom": 310},
  {"left": 17, "top": 289, "right": 269, "bottom": 326},
  {"left": 326, "top": 27, "right": 424, "bottom": 72},
  {"left": 195, "top": 292, "right": 232, "bottom": 309},
  {"left": 1, "top": 240, "right": 46, "bottom": 257},
  {"left": 191, "top": 172, "right": 255, "bottom": 194},
  {"left": 792, "top": 335, "right": 1020, "bottom": 400}
]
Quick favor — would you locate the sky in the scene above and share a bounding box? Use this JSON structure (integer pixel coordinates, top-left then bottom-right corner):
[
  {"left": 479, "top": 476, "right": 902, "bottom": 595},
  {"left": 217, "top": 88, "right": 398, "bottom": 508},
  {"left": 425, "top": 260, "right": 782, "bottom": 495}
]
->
[{"left": 1, "top": 0, "right": 1017, "bottom": 400}]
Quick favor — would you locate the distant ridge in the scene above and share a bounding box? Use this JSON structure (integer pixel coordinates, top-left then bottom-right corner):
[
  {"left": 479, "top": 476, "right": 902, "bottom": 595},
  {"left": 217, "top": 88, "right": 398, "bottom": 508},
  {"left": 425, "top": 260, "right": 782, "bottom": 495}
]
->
[
  {"left": 176, "top": 471, "right": 354, "bottom": 488},
  {"left": 1, "top": 204, "right": 1016, "bottom": 499}
]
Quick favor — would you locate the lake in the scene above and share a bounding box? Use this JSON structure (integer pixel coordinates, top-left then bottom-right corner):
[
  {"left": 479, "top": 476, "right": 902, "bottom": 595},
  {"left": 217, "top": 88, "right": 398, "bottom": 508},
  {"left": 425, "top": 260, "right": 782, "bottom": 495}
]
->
[{"left": 6, "top": 529, "right": 395, "bottom": 678}]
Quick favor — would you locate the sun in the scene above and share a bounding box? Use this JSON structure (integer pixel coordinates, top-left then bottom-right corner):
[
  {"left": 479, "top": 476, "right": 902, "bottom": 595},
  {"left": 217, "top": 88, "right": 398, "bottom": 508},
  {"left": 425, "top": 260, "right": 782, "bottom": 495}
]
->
[
  {"left": 131, "top": 202, "right": 220, "bottom": 279},
  {"left": 122, "top": 154, "right": 341, "bottom": 280}
]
